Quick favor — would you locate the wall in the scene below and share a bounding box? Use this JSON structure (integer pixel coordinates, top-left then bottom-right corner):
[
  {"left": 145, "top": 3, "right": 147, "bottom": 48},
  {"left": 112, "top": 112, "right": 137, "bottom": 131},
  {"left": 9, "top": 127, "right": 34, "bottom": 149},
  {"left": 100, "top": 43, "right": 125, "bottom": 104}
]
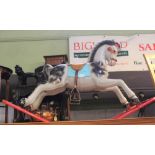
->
[
  {"left": 0, "top": 39, "right": 67, "bottom": 72},
  {"left": 0, "top": 30, "right": 155, "bottom": 72}
]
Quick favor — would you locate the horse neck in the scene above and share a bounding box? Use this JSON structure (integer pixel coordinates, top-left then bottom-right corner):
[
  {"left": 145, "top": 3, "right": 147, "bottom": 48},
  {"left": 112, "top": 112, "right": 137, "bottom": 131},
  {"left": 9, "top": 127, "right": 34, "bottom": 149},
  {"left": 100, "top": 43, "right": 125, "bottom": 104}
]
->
[{"left": 93, "top": 46, "right": 106, "bottom": 66}]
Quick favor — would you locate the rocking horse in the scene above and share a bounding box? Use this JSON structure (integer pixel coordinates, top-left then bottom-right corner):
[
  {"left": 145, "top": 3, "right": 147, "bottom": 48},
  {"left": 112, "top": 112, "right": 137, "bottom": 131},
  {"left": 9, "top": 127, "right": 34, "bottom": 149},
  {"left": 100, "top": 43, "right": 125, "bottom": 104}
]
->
[{"left": 21, "top": 40, "right": 140, "bottom": 111}]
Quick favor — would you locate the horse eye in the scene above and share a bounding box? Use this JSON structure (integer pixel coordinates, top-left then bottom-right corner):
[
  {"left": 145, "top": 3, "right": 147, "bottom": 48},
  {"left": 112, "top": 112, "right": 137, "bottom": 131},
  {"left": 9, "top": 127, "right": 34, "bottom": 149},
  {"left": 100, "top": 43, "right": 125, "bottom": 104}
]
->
[
  {"left": 108, "top": 47, "right": 117, "bottom": 54},
  {"left": 107, "top": 47, "right": 113, "bottom": 52}
]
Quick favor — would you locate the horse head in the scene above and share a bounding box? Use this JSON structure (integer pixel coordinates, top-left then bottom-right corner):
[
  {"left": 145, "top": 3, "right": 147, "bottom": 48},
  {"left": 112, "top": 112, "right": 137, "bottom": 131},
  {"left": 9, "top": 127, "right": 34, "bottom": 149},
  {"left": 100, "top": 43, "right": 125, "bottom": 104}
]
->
[
  {"left": 105, "top": 41, "right": 120, "bottom": 66},
  {"left": 89, "top": 40, "right": 120, "bottom": 66}
]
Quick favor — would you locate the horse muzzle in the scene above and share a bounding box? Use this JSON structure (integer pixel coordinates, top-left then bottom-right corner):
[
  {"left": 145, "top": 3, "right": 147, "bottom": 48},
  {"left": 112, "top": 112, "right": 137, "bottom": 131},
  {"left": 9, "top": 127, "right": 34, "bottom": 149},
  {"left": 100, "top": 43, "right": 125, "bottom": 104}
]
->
[{"left": 108, "top": 58, "right": 117, "bottom": 66}]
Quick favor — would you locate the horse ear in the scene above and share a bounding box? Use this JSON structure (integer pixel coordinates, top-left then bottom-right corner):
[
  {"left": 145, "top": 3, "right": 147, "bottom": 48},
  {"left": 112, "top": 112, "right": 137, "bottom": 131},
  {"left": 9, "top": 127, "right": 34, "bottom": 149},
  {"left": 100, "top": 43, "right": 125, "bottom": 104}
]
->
[{"left": 115, "top": 42, "right": 121, "bottom": 49}]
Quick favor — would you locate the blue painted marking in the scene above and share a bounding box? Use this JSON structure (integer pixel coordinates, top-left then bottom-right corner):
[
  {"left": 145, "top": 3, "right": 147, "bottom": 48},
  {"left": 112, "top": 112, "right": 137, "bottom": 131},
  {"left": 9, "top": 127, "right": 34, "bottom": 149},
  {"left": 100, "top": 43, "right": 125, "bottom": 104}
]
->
[{"left": 68, "top": 64, "right": 90, "bottom": 77}]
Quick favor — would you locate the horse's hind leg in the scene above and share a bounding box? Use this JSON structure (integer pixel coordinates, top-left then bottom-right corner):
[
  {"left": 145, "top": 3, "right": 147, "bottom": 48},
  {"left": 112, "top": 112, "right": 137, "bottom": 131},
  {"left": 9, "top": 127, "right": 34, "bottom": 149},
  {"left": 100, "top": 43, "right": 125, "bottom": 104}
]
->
[
  {"left": 24, "top": 82, "right": 66, "bottom": 110},
  {"left": 28, "top": 91, "right": 47, "bottom": 111},
  {"left": 102, "top": 86, "right": 129, "bottom": 105}
]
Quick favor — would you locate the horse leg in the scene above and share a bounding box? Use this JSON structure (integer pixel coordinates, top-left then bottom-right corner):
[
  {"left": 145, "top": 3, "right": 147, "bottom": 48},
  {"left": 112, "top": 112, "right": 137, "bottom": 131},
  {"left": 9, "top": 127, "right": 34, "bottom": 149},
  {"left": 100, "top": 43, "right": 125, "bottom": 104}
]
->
[
  {"left": 96, "top": 78, "right": 139, "bottom": 103},
  {"left": 102, "top": 86, "right": 129, "bottom": 105},
  {"left": 113, "top": 79, "right": 139, "bottom": 102},
  {"left": 24, "top": 82, "right": 66, "bottom": 110},
  {"left": 28, "top": 91, "right": 47, "bottom": 111}
]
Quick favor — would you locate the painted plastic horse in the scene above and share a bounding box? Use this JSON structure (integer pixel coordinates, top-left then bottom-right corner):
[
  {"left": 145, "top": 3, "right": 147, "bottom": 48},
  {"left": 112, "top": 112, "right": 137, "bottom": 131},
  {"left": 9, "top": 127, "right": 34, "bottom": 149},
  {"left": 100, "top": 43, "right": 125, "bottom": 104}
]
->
[{"left": 22, "top": 40, "right": 139, "bottom": 111}]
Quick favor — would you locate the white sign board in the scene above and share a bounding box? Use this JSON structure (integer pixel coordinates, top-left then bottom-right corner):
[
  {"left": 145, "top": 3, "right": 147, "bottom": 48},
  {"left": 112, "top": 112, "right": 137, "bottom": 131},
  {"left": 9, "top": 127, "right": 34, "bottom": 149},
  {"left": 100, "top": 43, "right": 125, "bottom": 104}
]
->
[{"left": 69, "top": 34, "right": 155, "bottom": 71}]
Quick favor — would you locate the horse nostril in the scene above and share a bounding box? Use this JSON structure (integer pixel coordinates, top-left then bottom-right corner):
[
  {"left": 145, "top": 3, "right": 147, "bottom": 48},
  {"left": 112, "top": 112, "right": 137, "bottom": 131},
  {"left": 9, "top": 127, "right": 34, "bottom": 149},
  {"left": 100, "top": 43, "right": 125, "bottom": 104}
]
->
[
  {"left": 111, "top": 58, "right": 117, "bottom": 62},
  {"left": 113, "top": 50, "right": 116, "bottom": 54}
]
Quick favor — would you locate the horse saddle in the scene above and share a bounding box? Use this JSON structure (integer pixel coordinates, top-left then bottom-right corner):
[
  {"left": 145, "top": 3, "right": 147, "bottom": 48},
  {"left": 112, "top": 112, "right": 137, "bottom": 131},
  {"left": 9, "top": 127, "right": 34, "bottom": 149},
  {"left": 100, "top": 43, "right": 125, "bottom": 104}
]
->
[{"left": 68, "top": 64, "right": 90, "bottom": 77}]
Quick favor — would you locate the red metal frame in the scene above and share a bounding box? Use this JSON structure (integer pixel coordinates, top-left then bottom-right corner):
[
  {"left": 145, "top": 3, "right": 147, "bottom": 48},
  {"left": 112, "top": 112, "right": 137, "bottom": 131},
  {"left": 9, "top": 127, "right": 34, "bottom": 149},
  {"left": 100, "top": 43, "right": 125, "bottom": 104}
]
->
[
  {"left": 2, "top": 97, "right": 155, "bottom": 123},
  {"left": 113, "top": 97, "right": 155, "bottom": 119},
  {"left": 2, "top": 100, "right": 50, "bottom": 123}
]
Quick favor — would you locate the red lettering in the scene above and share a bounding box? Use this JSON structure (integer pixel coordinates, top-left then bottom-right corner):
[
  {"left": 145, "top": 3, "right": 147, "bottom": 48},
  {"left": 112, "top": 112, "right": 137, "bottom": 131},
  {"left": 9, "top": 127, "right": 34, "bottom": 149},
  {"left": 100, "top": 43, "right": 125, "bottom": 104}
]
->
[
  {"left": 145, "top": 44, "right": 152, "bottom": 50},
  {"left": 139, "top": 43, "right": 155, "bottom": 51},
  {"left": 74, "top": 42, "right": 81, "bottom": 50},
  {"left": 73, "top": 42, "right": 95, "bottom": 51},
  {"left": 139, "top": 44, "right": 145, "bottom": 51},
  {"left": 85, "top": 42, "right": 95, "bottom": 50},
  {"left": 154, "top": 43, "right": 155, "bottom": 50}
]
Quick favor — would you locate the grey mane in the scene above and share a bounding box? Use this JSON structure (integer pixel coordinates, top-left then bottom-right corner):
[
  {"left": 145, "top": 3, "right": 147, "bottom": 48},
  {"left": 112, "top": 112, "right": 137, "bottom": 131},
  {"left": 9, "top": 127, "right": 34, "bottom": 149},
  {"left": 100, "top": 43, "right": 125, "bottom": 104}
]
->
[{"left": 89, "top": 40, "right": 116, "bottom": 62}]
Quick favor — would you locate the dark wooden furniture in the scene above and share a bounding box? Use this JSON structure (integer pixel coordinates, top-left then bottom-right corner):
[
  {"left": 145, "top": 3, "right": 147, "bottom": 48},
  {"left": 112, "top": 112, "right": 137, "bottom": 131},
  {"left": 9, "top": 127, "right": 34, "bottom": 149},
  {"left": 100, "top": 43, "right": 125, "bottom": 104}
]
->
[
  {"left": 44, "top": 55, "right": 68, "bottom": 66},
  {"left": 0, "top": 65, "right": 13, "bottom": 123}
]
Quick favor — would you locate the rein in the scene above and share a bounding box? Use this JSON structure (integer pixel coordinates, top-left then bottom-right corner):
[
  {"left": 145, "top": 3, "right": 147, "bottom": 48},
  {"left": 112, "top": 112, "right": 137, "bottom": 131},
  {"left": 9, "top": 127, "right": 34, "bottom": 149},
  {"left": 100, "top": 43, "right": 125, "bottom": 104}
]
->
[{"left": 74, "top": 70, "right": 78, "bottom": 88}]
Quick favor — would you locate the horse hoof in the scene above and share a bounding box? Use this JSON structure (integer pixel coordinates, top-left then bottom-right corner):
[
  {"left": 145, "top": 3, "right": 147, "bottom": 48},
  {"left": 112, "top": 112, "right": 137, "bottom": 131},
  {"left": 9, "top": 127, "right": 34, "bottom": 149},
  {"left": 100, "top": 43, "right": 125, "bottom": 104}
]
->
[
  {"left": 20, "top": 98, "right": 32, "bottom": 111},
  {"left": 125, "top": 104, "right": 131, "bottom": 111},
  {"left": 130, "top": 98, "right": 140, "bottom": 106},
  {"left": 20, "top": 98, "right": 26, "bottom": 105},
  {"left": 125, "top": 103, "right": 137, "bottom": 111}
]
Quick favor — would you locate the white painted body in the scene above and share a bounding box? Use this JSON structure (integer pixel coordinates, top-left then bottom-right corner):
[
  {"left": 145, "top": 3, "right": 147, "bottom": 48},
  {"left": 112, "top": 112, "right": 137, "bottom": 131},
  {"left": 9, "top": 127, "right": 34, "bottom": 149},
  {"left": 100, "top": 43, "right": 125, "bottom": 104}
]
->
[{"left": 24, "top": 41, "right": 139, "bottom": 110}]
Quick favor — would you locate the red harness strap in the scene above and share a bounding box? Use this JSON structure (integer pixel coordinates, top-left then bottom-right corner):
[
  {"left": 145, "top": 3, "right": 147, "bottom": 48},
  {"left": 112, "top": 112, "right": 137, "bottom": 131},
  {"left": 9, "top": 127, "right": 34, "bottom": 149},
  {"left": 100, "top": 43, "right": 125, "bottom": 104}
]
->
[{"left": 74, "top": 70, "right": 78, "bottom": 87}]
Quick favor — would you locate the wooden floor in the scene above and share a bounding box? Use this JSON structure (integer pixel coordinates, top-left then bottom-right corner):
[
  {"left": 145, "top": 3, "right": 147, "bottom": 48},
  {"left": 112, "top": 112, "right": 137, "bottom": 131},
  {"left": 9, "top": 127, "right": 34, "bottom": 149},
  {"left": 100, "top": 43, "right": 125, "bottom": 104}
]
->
[{"left": 2, "top": 117, "right": 155, "bottom": 125}]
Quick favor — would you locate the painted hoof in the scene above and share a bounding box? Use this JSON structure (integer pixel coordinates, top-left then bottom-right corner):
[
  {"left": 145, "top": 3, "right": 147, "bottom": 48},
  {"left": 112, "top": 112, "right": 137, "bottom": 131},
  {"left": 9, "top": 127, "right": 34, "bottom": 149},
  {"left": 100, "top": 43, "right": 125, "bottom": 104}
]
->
[
  {"left": 20, "top": 98, "right": 32, "bottom": 111},
  {"left": 130, "top": 98, "right": 140, "bottom": 106},
  {"left": 20, "top": 98, "right": 26, "bottom": 106},
  {"left": 125, "top": 104, "right": 131, "bottom": 111},
  {"left": 125, "top": 103, "right": 137, "bottom": 111}
]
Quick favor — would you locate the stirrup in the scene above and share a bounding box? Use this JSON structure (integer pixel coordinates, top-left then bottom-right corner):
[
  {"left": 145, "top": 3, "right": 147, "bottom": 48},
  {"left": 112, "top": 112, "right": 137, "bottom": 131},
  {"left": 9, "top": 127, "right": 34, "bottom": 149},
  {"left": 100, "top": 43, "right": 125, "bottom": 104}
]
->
[{"left": 70, "top": 87, "right": 81, "bottom": 105}]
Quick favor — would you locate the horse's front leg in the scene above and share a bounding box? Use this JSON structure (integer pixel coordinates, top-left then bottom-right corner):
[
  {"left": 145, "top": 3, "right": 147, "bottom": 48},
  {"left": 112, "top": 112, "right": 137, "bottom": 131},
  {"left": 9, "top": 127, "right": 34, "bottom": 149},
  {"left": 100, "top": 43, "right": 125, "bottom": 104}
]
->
[
  {"left": 96, "top": 78, "right": 139, "bottom": 104},
  {"left": 102, "top": 86, "right": 129, "bottom": 105},
  {"left": 113, "top": 79, "right": 139, "bottom": 103}
]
